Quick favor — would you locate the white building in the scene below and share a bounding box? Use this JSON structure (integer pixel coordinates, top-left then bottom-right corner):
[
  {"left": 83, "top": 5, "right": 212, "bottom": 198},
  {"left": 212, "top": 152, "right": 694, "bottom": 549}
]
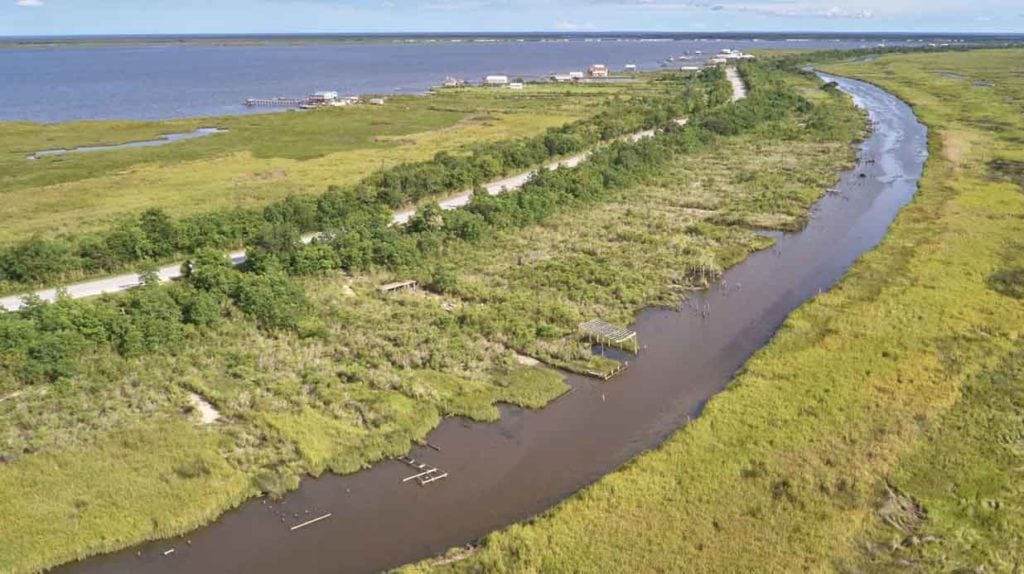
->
[
  {"left": 624, "top": 64, "right": 637, "bottom": 72},
  {"left": 552, "top": 73, "right": 574, "bottom": 82},
  {"left": 588, "top": 64, "right": 609, "bottom": 78},
  {"left": 310, "top": 91, "right": 340, "bottom": 103},
  {"left": 484, "top": 75, "right": 509, "bottom": 86},
  {"left": 568, "top": 71, "right": 585, "bottom": 80},
  {"left": 508, "top": 82, "right": 524, "bottom": 90},
  {"left": 368, "top": 97, "right": 386, "bottom": 105}
]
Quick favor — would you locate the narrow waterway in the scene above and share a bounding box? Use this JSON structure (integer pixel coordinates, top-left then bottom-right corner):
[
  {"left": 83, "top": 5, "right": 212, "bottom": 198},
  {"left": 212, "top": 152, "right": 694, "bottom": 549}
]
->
[
  {"left": 26, "top": 128, "right": 225, "bottom": 160},
  {"left": 61, "top": 74, "right": 927, "bottom": 574}
]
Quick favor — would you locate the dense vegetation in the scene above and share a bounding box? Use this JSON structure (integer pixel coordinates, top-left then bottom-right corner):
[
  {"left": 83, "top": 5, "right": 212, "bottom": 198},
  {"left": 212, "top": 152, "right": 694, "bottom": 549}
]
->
[
  {"left": 406, "top": 48, "right": 1024, "bottom": 573},
  {"left": 0, "top": 73, "right": 714, "bottom": 292},
  {"left": 0, "top": 60, "right": 871, "bottom": 572}
]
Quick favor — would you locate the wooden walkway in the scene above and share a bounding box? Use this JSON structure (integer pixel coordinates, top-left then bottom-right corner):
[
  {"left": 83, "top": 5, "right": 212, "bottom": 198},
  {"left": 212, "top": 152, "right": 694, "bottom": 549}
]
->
[{"left": 378, "top": 279, "right": 418, "bottom": 294}]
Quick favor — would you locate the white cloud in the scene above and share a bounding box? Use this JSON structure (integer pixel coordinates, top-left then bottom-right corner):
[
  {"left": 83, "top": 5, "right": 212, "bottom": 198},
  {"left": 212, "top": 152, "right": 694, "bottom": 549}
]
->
[{"left": 15, "top": 0, "right": 44, "bottom": 6}]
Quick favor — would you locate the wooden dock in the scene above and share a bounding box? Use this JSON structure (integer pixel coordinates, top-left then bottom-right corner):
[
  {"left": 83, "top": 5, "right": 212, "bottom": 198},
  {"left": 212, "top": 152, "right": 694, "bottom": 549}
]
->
[
  {"left": 586, "top": 362, "right": 629, "bottom": 381},
  {"left": 397, "top": 456, "right": 448, "bottom": 486}
]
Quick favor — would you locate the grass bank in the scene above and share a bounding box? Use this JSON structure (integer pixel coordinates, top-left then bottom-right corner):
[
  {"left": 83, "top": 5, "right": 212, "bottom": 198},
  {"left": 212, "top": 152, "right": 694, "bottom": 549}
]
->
[
  {"left": 403, "top": 48, "right": 1024, "bottom": 572},
  {"left": 0, "top": 66, "right": 863, "bottom": 572}
]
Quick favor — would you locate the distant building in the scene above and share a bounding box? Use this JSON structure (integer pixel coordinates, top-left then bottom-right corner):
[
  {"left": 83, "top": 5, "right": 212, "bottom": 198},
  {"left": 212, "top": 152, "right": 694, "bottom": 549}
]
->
[
  {"left": 680, "top": 66, "right": 700, "bottom": 72},
  {"left": 588, "top": 64, "right": 609, "bottom": 78},
  {"left": 442, "top": 76, "right": 466, "bottom": 88},
  {"left": 484, "top": 75, "right": 510, "bottom": 86},
  {"left": 552, "top": 73, "right": 574, "bottom": 82},
  {"left": 568, "top": 71, "right": 585, "bottom": 80},
  {"left": 624, "top": 64, "right": 637, "bottom": 72},
  {"left": 368, "top": 97, "right": 386, "bottom": 105},
  {"left": 719, "top": 48, "right": 755, "bottom": 60},
  {"left": 310, "top": 91, "right": 339, "bottom": 103},
  {"left": 508, "top": 82, "right": 524, "bottom": 90}
]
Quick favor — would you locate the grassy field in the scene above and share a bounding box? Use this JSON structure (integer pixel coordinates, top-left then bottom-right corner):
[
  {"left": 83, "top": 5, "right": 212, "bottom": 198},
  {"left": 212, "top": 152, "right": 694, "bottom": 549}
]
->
[
  {"left": 0, "top": 67, "right": 865, "bottom": 573},
  {"left": 0, "top": 81, "right": 655, "bottom": 242},
  {"left": 402, "top": 48, "right": 1024, "bottom": 573}
]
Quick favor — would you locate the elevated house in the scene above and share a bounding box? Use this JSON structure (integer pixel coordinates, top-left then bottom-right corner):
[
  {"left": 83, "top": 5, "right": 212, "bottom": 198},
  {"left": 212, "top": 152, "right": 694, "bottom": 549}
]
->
[{"left": 588, "top": 64, "right": 609, "bottom": 78}]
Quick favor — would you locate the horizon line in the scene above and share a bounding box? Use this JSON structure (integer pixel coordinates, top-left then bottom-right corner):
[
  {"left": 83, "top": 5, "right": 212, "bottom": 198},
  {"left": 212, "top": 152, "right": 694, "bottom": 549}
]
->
[{"left": 4, "top": 30, "right": 1024, "bottom": 40}]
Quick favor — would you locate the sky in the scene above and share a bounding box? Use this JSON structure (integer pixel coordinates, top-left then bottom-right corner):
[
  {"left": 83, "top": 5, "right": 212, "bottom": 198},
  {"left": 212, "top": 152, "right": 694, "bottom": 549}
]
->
[{"left": 2, "top": 0, "right": 1023, "bottom": 36}]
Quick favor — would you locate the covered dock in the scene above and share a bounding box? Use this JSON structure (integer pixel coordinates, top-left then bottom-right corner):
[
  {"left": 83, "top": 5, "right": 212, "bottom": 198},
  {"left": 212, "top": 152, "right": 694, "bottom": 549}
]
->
[{"left": 579, "top": 319, "right": 639, "bottom": 354}]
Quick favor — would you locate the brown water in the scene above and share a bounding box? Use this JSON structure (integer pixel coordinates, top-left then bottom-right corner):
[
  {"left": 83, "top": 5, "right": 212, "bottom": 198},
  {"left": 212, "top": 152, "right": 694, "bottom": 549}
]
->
[{"left": 61, "top": 73, "right": 927, "bottom": 574}]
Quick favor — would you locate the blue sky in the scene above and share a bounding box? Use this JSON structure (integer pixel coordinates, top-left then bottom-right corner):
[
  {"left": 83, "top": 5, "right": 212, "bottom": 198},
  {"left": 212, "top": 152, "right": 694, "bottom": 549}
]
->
[{"left": 2, "top": 0, "right": 1023, "bottom": 36}]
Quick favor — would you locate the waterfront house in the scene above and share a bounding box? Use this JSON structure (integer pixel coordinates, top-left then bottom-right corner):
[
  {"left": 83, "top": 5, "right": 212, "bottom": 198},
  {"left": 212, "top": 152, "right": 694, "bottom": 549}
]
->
[
  {"left": 508, "top": 82, "right": 524, "bottom": 90},
  {"left": 588, "top": 64, "right": 609, "bottom": 78},
  {"left": 484, "top": 74, "right": 509, "bottom": 85}
]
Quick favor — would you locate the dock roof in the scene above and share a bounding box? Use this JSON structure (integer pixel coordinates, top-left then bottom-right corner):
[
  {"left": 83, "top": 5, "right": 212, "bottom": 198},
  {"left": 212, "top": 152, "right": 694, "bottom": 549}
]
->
[{"left": 579, "top": 319, "right": 636, "bottom": 343}]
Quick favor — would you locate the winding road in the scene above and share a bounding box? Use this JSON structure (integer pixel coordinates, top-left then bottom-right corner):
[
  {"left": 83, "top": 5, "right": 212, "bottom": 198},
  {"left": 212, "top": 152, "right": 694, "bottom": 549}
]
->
[{"left": 0, "top": 69, "right": 743, "bottom": 313}]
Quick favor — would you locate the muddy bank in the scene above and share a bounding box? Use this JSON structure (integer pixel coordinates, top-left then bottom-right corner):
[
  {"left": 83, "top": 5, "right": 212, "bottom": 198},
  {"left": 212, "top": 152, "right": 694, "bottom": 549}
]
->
[{"left": 60, "top": 74, "right": 927, "bottom": 574}]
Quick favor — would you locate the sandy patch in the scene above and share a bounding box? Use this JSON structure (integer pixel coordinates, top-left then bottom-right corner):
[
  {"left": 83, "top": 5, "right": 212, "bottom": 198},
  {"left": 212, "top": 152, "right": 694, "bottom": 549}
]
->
[
  {"left": 189, "top": 392, "right": 221, "bottom": 425},
  {"left": 515, "top": 354, "right": 540, "bottom": 366}
]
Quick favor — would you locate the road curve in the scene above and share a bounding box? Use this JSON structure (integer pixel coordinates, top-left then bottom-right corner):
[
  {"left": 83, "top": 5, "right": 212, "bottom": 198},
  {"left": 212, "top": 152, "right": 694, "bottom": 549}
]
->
[{"left": 0, "top": 70, "right": 742, "bottom": 313}]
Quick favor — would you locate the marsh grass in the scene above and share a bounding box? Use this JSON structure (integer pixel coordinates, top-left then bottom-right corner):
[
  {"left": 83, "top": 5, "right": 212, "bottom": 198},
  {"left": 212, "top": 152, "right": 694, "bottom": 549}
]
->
[{"left": 0, "top": 82, "right": 655, "bottom": 242}]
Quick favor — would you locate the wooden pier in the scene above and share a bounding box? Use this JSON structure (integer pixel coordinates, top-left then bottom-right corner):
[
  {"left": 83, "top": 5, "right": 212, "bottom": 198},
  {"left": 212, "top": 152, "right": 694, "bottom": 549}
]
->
[
  {"left": 244, "top": 97, "right": 309, "bottom": 108},
  {"left": 397, "top": 456, "right": 448, "bottom": 486}
]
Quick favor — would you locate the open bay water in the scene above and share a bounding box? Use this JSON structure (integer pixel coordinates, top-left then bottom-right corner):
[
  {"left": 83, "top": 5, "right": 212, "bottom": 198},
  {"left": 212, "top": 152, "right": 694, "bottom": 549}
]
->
[{"left": 0, "top": 33, "right": 937, "bottom": 123}]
